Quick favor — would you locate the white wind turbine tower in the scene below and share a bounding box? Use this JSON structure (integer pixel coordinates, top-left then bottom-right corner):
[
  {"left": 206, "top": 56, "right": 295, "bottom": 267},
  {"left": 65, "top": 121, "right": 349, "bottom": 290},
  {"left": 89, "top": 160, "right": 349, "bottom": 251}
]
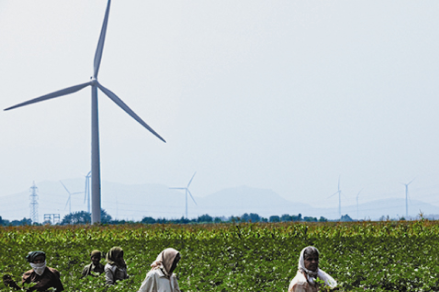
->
[
  {"left": 329, "top": 176, "right": 342, "bottom": 219},
  {"left": 403, "top": 178, "right": 415, "bottom": 218},
  {"left": 84, "top": 171, "right": 91, "bottom": 214},
  {"left": 60, "top": 181, "right": 83, "bottom": 216},
  {"left": 169, "top": 172, "right": 198, "bottom": 219},
  {"left": 4, "top": 0, "right": 166, "bottom": 224}
]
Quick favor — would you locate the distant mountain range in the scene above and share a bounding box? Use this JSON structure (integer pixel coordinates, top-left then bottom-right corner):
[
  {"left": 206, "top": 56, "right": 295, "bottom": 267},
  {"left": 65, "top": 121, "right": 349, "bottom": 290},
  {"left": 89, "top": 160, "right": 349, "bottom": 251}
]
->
[{"left": 1, "top": 179, "right": 438, "bottom": 222}]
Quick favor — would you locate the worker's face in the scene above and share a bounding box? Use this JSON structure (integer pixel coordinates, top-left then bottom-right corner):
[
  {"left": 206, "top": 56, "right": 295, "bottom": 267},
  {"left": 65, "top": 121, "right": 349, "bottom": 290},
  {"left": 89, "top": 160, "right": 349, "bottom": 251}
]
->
[
  {"left": 91, "top": 255, "right": 101, "bottom": 266},
  {"left": 304, "top": 254, "right": 319, "bottom": 272},
  {"left": 169, "top": 254, "right": 181, "bottom": 274},
  {"left": 117, "top": 253, "right": 124, "bottom": 262},
  {"left": 33, "top": 255, "right": 45, "bottom": 264}
]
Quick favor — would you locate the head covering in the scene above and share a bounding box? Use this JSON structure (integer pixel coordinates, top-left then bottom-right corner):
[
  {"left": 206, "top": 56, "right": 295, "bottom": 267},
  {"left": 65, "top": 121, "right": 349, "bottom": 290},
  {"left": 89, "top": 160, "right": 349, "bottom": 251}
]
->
[
  {"left": 90, "top": 250, "right": 101, "bottom": 258},
  {"left": 106, "top": 247, "right": 126, "bottom": 269},
  {"left": 25, "top": 251, "right": 46, "bottom": 263},
  {"left": 151, "top": 248, "right": 180, "bottom": 278},
  {"left": 298, "top": 246, "right": 319, "bottom": 278},
  {"left": 298, "top": 246, "right": 337, "bottom": 289}
]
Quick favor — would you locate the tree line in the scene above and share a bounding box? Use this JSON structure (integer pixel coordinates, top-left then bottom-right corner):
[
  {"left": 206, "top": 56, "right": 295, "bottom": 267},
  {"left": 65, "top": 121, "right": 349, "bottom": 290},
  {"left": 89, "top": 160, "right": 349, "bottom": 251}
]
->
[{"left": 0, "top": 210, "right": 349, "bottom": 226}]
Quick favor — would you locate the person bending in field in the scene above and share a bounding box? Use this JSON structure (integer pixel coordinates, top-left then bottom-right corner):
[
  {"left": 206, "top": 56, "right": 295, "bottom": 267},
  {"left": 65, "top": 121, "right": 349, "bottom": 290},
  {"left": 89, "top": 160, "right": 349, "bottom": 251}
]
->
[
  {"left": 81, "top": 250, "right": 105, "bottom": 278},
  {"left": 104, "top": 246, "right": 129, "bottom": 285},
  {"left": 137, "top": 248, "right": 181, "bottom": 292},
  {"left": 288, "top": 246, "right": 337, "bottom": 292},
  {"left": 2, "top": 251, "right": 64, "bottom": 292}
]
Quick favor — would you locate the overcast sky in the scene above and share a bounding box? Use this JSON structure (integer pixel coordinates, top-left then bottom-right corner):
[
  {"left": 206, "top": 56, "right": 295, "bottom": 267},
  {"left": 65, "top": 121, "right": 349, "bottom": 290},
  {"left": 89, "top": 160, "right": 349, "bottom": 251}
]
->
[{"left": 1, "top": 1, "right": 439, "bottom": 214}]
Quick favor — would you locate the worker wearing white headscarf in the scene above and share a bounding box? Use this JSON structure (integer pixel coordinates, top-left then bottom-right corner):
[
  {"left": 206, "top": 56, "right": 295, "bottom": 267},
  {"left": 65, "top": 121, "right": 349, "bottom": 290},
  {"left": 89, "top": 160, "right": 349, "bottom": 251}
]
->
[
  {"left": 137, "top": 248, "right": 181, "bottom": 292},
  {"left": 288, "top": 246, "right": 337, "bottom": 292}
]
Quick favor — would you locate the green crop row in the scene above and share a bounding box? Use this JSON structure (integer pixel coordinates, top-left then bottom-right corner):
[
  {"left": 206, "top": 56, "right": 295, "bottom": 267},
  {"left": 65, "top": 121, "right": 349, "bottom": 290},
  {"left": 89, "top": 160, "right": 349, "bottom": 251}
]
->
[{"left": 0, "top": 221, "right": 438, "bottom": 291}]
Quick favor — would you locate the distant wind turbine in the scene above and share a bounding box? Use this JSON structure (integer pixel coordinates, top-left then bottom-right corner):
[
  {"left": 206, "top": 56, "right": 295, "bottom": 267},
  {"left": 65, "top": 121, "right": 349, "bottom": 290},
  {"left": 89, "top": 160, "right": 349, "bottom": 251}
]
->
[
  {"left": 169, "top": 172, "right": 197, "bottom": 219},
  {"left": 329, "top": 176, "right": 342, "bottom": 219},
  {"left": 4, "top": 0, "right": 166, "bottom": 223},
  {"left": 403, "top": 178, "right": 415, "bottom": 218},
  {"left": 60, "top": 181, "right": 82, "bottom": 216},
  {"left": 83, "top": 171, "right": 91, "bottom": 214}
]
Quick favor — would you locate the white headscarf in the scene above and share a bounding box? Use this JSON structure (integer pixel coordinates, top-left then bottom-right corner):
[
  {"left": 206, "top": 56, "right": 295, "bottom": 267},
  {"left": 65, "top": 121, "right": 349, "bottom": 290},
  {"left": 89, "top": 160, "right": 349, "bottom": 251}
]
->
[
  {"left": 298, "top": 247, "right": 337, "bottom": 289},
  {"left": 150, "top": 248, "right": 180, "bottom": 278},
  {"left": 30, "top": 260, "right": 47, "bottom": 276}
]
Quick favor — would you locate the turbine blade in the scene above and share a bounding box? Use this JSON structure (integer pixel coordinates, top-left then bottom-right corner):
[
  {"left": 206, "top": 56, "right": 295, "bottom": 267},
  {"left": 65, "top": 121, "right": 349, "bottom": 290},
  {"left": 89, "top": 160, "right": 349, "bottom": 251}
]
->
[
  {"left": 93, "top": 0, "right": 111, "bottom": 78},
  {"left": 169, "top": 187, "right": 186, "bottom": 190},
  {"left": 187, "top": 172, "right": 196, "bottom": 188},
  {"left": 328, "top": 191, "right": 338, "bottom": 199},
  {"left": 65, "top": 196, "right": 70, "bottom": 210},
  {"left": 187, "top": 189, "right": 197, "bottom": 205},
  {"left": 4, "top": 81, "right": 91, "bottom": 111},
  {"left": 97, "top": 82, "right": 166, "bottom": 143},
  {"left": 60, "top": 181, "right": 71, "bottom": 195}
]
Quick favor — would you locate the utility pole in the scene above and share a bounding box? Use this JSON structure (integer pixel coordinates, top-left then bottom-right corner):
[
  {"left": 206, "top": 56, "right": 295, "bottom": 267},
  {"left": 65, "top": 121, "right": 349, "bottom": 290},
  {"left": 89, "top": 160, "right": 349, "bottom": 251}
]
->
[{"left": 29, "top": 182, "right": 38, "bottom": 224}]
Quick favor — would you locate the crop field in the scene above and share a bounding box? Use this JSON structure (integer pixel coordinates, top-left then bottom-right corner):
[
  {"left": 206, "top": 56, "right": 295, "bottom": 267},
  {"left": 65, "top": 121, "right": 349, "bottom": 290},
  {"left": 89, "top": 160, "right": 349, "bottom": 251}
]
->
[{"left": 0, "top": 221, "right": 438, "bottom": 291}]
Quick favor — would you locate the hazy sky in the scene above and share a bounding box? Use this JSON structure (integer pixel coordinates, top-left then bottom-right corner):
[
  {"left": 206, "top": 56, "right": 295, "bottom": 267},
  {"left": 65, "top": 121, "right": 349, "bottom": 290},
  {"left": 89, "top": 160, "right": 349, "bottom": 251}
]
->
[{"left": 1, "top": 1, "right": 439, "bottom": 214}]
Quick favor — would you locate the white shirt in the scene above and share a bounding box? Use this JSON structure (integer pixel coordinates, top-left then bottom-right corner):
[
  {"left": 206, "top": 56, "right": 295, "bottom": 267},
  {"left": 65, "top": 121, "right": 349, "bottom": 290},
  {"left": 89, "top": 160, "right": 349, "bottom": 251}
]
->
[
  {"left": 288, "top": 270, "right": 337, "bottom": 292},
  {"left": 137, "top": 268, "right": 181, "bottom": 292}
]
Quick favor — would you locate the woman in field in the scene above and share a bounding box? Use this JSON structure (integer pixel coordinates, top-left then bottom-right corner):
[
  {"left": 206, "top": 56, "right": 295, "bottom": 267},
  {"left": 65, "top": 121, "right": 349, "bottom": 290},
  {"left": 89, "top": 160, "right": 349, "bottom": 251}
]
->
[
  {"left": 137, "top": 248, "right": 181, "bottom": 292},
  {"left": 81, "top": 250, "right": 105, "bottom": 278},
  {"left": 288, "top": 246, "right": 337, "bottom": 292},
  {"left": 104, "top": 246, "right": 129, "bottom": 285}
]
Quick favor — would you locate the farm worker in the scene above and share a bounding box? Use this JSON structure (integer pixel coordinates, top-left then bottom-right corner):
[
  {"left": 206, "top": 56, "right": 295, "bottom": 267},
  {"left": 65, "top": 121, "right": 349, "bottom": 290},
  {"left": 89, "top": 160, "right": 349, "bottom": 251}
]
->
[
  {"left": 104, "top": 246, "right": 129, "bottom": 285},
  {"left": 137, "top": 248, "right": 181, "bottom": 292},
  {"left": 22, "top": 251, "right": 64, "bottom": 291},
  {"left": 81, "top": 250, "right": 105, "bottom": 278},
  {"left": 288, "top": 246, "right": 337, "bottom": 292}
]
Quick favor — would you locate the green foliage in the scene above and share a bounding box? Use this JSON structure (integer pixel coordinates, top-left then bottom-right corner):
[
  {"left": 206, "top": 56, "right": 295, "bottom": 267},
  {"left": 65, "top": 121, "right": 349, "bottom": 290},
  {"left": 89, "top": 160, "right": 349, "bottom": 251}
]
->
[
  {"left": 0, "top": 221, "right": 438, "bottom": 291},
  {"left": 61, "top": 209, "right": 112, "bottom": 225}
]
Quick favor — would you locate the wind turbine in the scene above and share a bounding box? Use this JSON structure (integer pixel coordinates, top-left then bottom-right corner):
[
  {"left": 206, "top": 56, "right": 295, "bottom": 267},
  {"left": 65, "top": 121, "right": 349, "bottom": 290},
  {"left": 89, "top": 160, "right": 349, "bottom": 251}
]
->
[
  {"left": 329, "top": 176, "right": 342, "bottom": 219},
  {"left": 83, "top": 171, "right": 91, "bottom": 214},
  {"left": 60, "top": 181, "right": 83, "bottom": 216},
  {"left": 169, "top": 172, "right": 197, "bottom": 219},
  {"left": 4, "top": 0, "right": 166, "bottom": 223},
  {"left": 403, "top": 178, "right": 415, "bottom": 218}
]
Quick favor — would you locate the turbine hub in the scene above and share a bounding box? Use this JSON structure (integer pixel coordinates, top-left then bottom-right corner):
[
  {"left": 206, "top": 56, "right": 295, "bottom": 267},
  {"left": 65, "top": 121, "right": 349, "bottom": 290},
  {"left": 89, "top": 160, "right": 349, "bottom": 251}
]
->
[{"left": 90, "top": 77, "right": 98, "bottom": 86}]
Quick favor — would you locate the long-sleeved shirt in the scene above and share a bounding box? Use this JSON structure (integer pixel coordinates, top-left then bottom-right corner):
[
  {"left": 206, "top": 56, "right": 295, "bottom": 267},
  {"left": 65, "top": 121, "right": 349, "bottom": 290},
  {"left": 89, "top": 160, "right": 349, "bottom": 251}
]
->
[
  {"left": 104, "top": 263, "right": 129, "bottom": 285},
  {"left": 288, "top": 270, "right": 318, "bottom": 292},
  {"left": 81, "top": 262, "right": 105, "bottom": 278},
  {"left": 288, "top": 270, "right": 337, "bottom": 292},
  {"left": 137, "top": 269, "right": 181, "bottom": 292},
  {"left": 22, "top": 267, "right": 64, "bottom": 292}
]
